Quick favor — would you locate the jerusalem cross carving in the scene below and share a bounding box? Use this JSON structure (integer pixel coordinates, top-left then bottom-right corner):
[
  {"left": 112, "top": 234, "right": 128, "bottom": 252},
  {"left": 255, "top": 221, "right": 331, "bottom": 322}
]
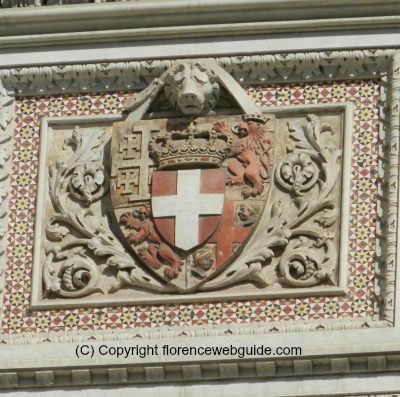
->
[{"left": 111, "top": 124, "right": 157, "bottom": 204}]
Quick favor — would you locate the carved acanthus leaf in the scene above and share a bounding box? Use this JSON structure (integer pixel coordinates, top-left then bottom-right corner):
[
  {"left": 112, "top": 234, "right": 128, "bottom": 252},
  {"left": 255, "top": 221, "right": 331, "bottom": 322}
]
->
[
  {"left": 315, "top": 208, "right": 339, "bottom": 227},
  {"left": 46, "top": 222, "right": 70, "bottom": 242},
  {"left": 44, "top": 126, "right": 171, "bottom": 299},
  {"left": 202, "top": 113, "right": 341, "bottom": 291},
  {"left": 278, "top": 235, "right": 336, "bottom": 287},
  {"left": 200, "top": 200, "right": 290, "bottom": 291}
]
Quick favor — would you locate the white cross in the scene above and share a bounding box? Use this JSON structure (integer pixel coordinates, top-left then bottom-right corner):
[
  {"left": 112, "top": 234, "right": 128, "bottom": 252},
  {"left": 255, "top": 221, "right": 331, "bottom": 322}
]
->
[{"left": 152, "top": 169, "right": 224, "bottom": 251}]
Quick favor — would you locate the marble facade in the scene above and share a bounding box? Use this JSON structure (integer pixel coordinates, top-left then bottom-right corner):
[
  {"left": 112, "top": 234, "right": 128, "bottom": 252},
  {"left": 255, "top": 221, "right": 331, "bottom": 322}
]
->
[{"left": 0, "top": 1, "right": 400, "bottom": 396}]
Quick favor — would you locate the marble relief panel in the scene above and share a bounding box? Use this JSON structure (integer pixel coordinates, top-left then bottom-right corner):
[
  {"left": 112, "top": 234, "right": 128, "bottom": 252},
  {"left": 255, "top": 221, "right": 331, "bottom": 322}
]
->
[{"left": 2, "top": 79, "right": 380, "bottom": 334}]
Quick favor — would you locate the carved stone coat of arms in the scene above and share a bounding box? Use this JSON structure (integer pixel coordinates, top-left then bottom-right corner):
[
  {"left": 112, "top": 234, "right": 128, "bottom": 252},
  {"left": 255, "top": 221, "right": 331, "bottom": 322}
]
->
[
  {"left": 110, "top": 112, "right": 275, "bottom": 291},
  {"left": 34, "top": 60, "right": 348, "bottom": 306}
]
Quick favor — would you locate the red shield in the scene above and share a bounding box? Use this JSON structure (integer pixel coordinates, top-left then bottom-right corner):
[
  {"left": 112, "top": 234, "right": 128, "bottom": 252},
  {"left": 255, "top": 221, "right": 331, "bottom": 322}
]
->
[
  {"left": 207, "top": 199, "right": 252, "bottom": 268},
  {"left": 110, "top": 115, "right": 274, "bottom": 290},
  {"left": 151, "top": 168, "right": 225, "bottom": 251}
]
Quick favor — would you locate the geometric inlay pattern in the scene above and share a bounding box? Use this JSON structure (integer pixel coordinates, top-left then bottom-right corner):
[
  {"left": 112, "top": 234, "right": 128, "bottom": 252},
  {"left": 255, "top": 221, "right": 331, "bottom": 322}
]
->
[{"left": 2, "top": 80, "right": 379, "bottom": 333}]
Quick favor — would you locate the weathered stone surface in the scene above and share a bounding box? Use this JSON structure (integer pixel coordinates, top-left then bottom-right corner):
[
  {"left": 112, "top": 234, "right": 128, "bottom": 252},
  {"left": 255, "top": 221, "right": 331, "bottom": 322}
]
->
[{"left": 32, "top": 109, "right": 347, "bottom": 306}]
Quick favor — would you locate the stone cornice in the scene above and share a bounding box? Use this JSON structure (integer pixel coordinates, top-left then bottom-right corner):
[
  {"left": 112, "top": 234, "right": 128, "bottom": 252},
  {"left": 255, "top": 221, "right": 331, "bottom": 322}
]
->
[
  {"left": 1, "top": 0, "right": 400, "bottom": 49},
  {"left": 1, "top": 17, "right": 400, "bottom": 50},
  {"left": 0, "top": 352, "right": 398, "bottom": 389}
]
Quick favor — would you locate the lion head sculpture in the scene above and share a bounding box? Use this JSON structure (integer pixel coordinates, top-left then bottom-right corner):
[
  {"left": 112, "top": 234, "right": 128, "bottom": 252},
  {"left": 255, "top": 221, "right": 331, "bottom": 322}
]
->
[{"left": 164, "top": 62, "right": 220, "bottom": 116}]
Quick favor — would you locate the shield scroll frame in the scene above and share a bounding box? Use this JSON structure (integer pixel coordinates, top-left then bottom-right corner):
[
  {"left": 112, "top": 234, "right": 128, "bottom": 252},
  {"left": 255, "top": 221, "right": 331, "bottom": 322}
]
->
[
  {"left": 0, "top": 49, "right": 398, "bottom": 392},
  {"left": 31, "top": 102, "right": 351, "bottom": 309}
]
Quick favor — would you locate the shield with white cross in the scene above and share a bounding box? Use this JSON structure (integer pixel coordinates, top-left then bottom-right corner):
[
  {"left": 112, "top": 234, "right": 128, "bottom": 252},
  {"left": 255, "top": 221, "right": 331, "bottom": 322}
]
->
[
  {"left": 151, "top": 168, "right": 225, "bottom": 251},
  {"left": 110, "top": 115, "right": 275, "bottom": 290}
]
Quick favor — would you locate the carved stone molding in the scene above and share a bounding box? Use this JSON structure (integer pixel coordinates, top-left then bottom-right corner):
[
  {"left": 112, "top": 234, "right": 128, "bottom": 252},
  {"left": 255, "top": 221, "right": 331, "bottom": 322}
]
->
[
  {"left": 382, "top": 51, "right": 400, "bottom": 325},
  {"left": 1, "top": 0, "right": 400, "bottom": 57},
  {"left": 0, "top": 50, "right": 393, "bottom": 96},
  {"left": 0, "top": 317, "right": 388, "bottom": 347},
  {"left": 0, "top": 352, "right": 398, "bottom": 389},
  {"left": 0, "top": 79, "right": 13, "bottom": 324}
]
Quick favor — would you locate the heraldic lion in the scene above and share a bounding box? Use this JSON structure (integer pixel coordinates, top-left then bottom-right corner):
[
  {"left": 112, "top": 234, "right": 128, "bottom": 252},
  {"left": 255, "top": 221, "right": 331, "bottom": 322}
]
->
[
  {"left": 214, "top": 117, "right": 274, "bottom": 197},
  {"left": 120, "top": 206, "right": 183, "bottom": 279}
]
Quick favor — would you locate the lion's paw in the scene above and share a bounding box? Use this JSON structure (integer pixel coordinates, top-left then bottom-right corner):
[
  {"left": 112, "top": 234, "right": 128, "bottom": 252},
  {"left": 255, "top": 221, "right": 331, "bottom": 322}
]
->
[{"left": 138, "top": 247, "right": 161, "bottom": 269}]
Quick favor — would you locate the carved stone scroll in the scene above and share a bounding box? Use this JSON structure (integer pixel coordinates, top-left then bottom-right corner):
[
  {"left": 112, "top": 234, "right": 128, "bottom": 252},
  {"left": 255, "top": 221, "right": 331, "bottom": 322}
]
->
[
  {"left": 200, "top": 111, "right": 345, "bottom": 292},
  {"left": 39, "top": 125, "right": 173, "bottom": 302}
]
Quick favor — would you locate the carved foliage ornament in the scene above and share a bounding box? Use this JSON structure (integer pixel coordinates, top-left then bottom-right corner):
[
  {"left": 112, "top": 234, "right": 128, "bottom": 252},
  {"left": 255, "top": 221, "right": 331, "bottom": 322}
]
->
[{"left": 41, "top": 61, "right": 343, "bottom": 301}]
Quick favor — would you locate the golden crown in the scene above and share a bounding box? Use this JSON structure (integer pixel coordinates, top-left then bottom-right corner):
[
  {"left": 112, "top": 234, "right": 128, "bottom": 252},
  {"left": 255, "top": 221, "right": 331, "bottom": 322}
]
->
[{"left": 149, "top": 121, "right": 234, "bottom": 169}]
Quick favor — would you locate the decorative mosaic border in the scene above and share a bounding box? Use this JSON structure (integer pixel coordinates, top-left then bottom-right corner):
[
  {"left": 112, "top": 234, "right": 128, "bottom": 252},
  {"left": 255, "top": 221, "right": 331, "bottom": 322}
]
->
[{"left": 0, "top": 50, "right": 398, "bottom": 391}]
